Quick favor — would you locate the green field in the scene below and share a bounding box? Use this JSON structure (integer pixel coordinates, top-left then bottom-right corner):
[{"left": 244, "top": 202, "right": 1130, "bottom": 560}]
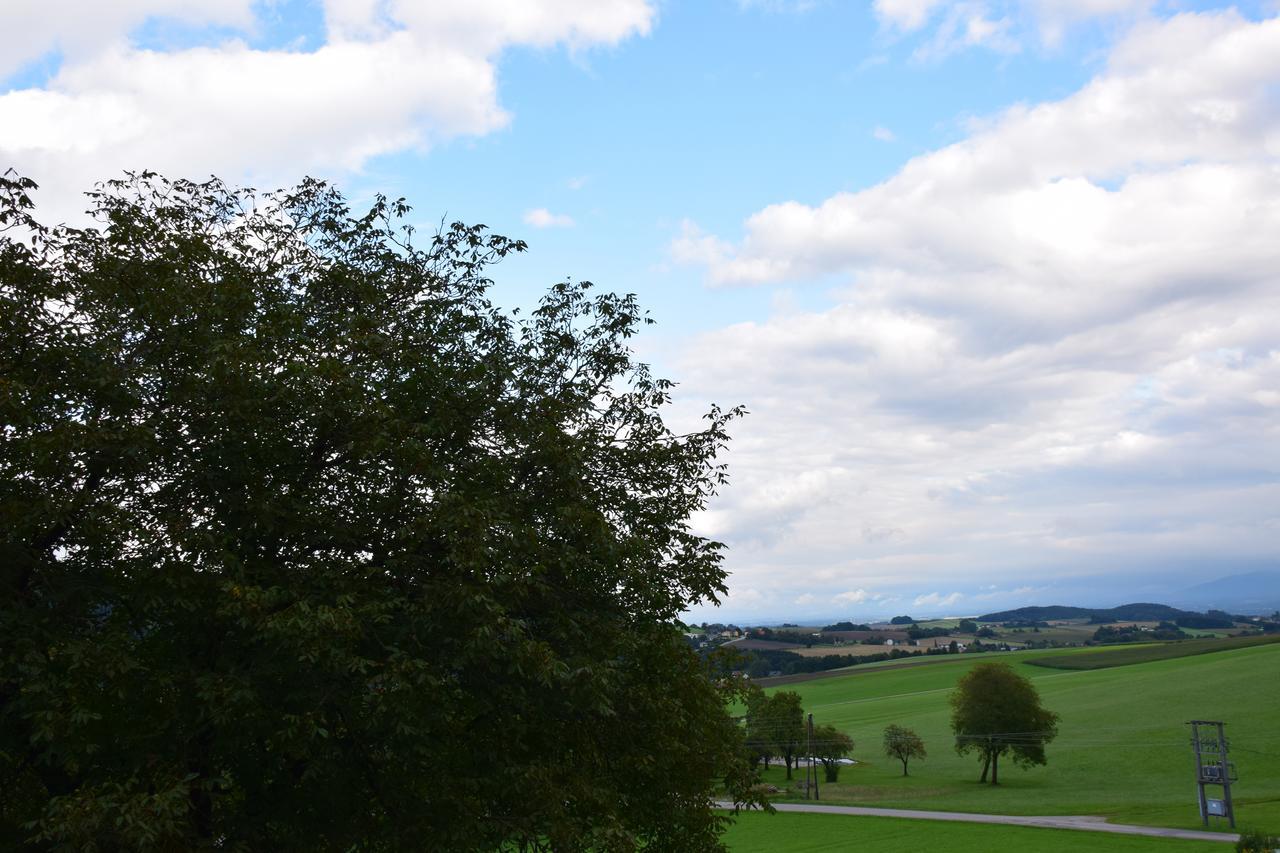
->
[
  {"left": 998, "top": 622, "right": 1098, "bottom": 644},
  {"left": 1026, "top": 634, "right": 1280, "bottom": 670},
  {"left": 758, "top": 642, "right": 1280, "bottom": 831},
  {"left": 719, "top": 811, "right": 1230, "bottom": 852}
]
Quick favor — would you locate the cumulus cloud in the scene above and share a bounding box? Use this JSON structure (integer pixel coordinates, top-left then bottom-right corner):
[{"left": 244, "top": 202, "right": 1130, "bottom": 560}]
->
[
  {"left": 523, "top": 207, "right": 575, "bottom": 228},
  {"left": 677, "top": 12, "right": 1280, "bottom": 616},
  {"left": 872, "top": 125, "right": 896, "bottom": 142},
  {"left": 0, "top": 0, "right": 257, "bottom": 78},
  {"left": 874, "top": 0, "right": 1152, "bottom": 54},
  {"left": 914, "top": 591, "right": 964, "bottom": 609},
  {"left": 834, "top": 588, "right": 879, "bottom": 605},
  {"left": 0, "top": 0, "right": 655, "bottom": 217}
]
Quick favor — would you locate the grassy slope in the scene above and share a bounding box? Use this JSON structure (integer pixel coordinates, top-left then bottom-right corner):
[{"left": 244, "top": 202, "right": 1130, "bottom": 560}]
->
[
  {"left": 762, "top": 643, "right": 1280, "bottom": 831},
  {"left": 1026, "top": 634, "right": 1280, "bottom": 670},
  {"left": 718, "top": 811, "right": 1229, "bottom": 853}
]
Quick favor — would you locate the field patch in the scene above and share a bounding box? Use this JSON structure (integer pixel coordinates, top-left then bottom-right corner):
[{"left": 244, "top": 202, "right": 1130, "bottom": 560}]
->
[
  {"left": 1026, "top": 634, "right": 1280, "bottom": 670},
  {"left": 758, "top": 643, "right": 1280, "bottom": 830}
]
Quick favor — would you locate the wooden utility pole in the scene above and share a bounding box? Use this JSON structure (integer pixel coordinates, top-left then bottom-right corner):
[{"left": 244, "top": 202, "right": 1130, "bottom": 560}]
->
[
  {"left": 808, "top": 713, "right": 819, "bottom": 801},
  {"left": 804, "top": 713, "right": 812, "bottom": 799}
]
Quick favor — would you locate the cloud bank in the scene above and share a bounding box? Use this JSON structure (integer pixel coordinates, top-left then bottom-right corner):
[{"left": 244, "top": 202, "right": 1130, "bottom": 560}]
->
[
  {"left": 680, "top": 11, "right": 1280, "bottom": 621},
  {"left": 0, "top": 0, "right": 654, "bottom": 216}
]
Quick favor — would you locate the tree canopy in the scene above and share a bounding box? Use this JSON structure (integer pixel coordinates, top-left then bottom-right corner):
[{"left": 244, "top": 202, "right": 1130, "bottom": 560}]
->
[
  {"left": 882, "top": 724, "right": 926, "bottom": 776},
  {"left": 0, "top": 172, "right": 761, "bottom": 850},
  {"left": 811, "top": 724, "right": 853, "bottom": 783},
  {"left": 949, "top": 662, "right": 1059, "bottom": 785},
  {"left": 743, "top": 688, "right": 805, "bottom": 779}
]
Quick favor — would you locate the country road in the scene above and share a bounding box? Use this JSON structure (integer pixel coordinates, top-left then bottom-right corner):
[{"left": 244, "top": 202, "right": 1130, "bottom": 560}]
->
[{"left": 714, "top": 801, "right": 1238, "bottom": 844}]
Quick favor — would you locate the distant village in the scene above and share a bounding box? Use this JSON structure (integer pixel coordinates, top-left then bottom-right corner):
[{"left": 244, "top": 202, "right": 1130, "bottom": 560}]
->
[{"left": 683, "top": 606, "right": 1280, "bottom": 680}]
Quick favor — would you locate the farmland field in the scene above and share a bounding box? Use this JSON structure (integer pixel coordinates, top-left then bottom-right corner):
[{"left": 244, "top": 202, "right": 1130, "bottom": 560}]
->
[
  {"left": 791, "top": 643, "right": 913, "bottom": 658},
  {"left": 995, "top": 621, "right": 1098, "bottom": 644},
  {"left": 1026, "top": 634, "right": 1280, "bottom": 670},
  {"left": 756, "top": 641, "right": 1280, "bottom": 831},
  {"left": 718, "top": 811, "right": 1231, "bottom": 852}
]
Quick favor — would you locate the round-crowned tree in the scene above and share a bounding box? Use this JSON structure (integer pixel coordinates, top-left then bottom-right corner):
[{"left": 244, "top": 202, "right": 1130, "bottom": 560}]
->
[
  {"left": 0, "top": 172, "right": 761, "bottom": 851},
  {"left": 882, "top": 724, "right": 926, "bottom": 776},
  {"left": 950, "top": 662, "right": 1059, "bottom": 785}
]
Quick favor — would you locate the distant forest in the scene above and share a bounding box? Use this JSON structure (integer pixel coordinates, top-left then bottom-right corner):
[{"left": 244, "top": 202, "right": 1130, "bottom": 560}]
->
[{"left": 977, "top": 602, "right": 1240, "bottom": 628}]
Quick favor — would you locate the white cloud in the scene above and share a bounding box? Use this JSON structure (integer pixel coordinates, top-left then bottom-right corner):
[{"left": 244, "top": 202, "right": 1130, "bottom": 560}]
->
[
  {"left": 914, "top": 591, "right": 964, "bottom": 608},
  {"left": 912, "top": 4, "right": 1018, "bottom": 60},
  {"left": 738, "top": 0, "right": 819, "bottom": 13},
  {"left": 725, "top": 588, "right": 767, "bottom": 611},
  {"left": 0, "top": 0, "right": 257, "bottom": 78},
  {"left": 678, "top": 12, "right": 1280, "bottom": 303},
  {"left": 1026, "top": 0, "right": 1152, "bottom": 46},
  {"left": 874, "top": 0, "right": 946, "bottom": 32},
  {"left": 523, "top": 207, "right": 576, "bottom": 228},
  {"left": 834, "top": 588, "right": 879, "bottom": 605},
  {"left": 0, "top": 1, "right": 655, "bottom": 217},
  {"left": 874, "top": 0, "right": 1153, "bottom": 54},
  {"left": 674, "top": 12, "right": 1280, "bottom": 615},
  {"left": 872, "top": 125, "right": 896, "bottom": 142}
]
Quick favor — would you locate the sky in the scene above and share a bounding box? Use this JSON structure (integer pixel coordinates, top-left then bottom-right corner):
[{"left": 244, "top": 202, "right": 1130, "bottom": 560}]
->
[{"left": 3, "top": 0, "right": 1279, "bottom": 623}]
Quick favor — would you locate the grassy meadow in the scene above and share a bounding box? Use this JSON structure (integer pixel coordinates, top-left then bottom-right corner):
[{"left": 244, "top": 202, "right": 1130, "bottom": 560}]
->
[
  {"left": 1026, "top": 634, "right": 1280, "bottom": 669},
  {"left": 754, "top": 641, "right": 1280, "bottom": 832},
  {"left": 718, "top": 811, "right": 1232, "bottom": 852}
]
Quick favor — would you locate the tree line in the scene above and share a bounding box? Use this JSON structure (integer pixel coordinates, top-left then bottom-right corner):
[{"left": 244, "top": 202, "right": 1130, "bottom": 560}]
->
[{"left": 743, "top": 662, "right": 1058, "bottom": 788}]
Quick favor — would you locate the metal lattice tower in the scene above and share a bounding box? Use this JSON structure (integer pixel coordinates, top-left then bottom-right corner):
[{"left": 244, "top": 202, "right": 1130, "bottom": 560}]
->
[{"left": 1188, "top": 720, "right": 1236, "bottom": 828}]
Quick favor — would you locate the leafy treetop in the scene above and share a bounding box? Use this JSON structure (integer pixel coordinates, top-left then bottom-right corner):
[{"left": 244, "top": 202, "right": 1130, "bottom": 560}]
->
[
  {"left": 950, "top": 662, "right": 1059, "bottom": 785},
  {"left": 0, "top": 171, "right": 759, "bottom": 851}
]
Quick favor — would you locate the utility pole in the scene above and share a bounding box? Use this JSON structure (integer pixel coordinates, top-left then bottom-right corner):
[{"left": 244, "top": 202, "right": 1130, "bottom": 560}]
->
[
  {"left": 804, "top": 713, "right": 812, "bottom": 799},
  {"left": 808, "top": 713, "right": 819, "bottom": 801},
  {"left": 1188, "top": 720, "right": 1236, "bottom": 828}
]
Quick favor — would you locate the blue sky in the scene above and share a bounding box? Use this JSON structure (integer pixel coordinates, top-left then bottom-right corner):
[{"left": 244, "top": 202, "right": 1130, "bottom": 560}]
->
[{"left": 4, "top": 0, "right": 1279, "bottom": 622}]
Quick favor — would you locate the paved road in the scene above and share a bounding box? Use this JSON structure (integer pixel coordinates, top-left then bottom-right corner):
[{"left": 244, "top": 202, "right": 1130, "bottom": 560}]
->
[{"left": 714, "top": 801, "right": 1238, "bottom": 843}]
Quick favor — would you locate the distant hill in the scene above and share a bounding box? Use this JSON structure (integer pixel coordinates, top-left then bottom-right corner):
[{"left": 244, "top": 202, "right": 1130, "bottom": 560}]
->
[
  {"left": 978, "top": 602, "right": 1197, "bottom": 623},
  {"left": 977, "top": 605, "right": 1093, "bottom": 622},
  {"left": 1174, "top": 571, "right": 1280, "bottom": 613}
]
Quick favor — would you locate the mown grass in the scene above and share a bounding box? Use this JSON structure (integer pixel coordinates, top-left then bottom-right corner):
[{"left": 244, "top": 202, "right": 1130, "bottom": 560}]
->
[
  {"left": 1025, "top": 634, "right": 1280, "bottom": 670},
  {"left": 759, "top": 643, "right": 1280, "bottom": 831},
  {"left": 718, "top": 811, "right": 1231, "bottom": 852}
]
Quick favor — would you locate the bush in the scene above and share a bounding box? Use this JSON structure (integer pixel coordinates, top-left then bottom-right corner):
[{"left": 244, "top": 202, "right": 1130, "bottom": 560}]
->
[{"left": 1236, "top": 827, "right": 1279, "bottom": 853}]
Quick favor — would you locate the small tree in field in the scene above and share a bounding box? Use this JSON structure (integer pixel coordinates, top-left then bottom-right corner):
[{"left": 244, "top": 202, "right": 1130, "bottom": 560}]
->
[
  {"left": 950, "top": 662, "right": 1059, "bottom": 785},
  {"left": 882, "top": 724, "right": 926, "bottom": 776},
  {"left": 811, "top": 724, "right": 854, "bottom": 782}
]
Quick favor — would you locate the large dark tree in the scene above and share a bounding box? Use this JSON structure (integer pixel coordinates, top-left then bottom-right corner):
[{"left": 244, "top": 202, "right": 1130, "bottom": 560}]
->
[
  {"left": 0, "top": 172, "right": 762, "bottom": 851},
  {"left": 810, "top": 724, "right": 853, "bottom": 783},
  {"left": 950, "top": 662, "right": 1059, "bottom": 785},
  {"left": 741, "top": 687, "right": 805, "bottom": 779}
]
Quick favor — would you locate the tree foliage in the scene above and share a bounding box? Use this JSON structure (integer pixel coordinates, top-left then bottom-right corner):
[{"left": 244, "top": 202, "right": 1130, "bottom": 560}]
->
[
  {"left": 1236, "top": 827, "right": 1280, "bottom": 853},
  {"left": 0, "top": 171, "right": 762, "bottom": 851},
  {"left": 742, "top": 688, "right": 805, "bottom": 779},
  {"left": 949, "top": 662, "right": 1059, "bottom": 785},
  {"left": 882, "top": 724, "right": 926, "bottom": 776},
  {"left": 742, "top": 685, "right": 776, "bottom": 770},
  {"left": 810, "top": 724, "right": 853, "bottom": 783}
]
